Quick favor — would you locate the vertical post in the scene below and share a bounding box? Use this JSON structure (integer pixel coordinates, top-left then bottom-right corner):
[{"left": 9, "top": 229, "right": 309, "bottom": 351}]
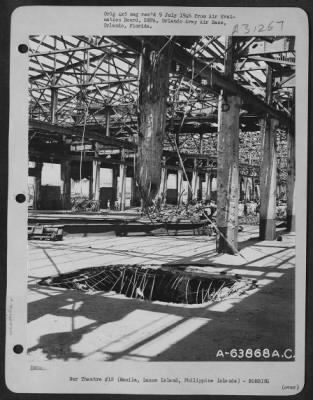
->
[
  {"left": 51, "top": 36, "right": 58, "bottom": 125},
  {"left": 136, "top": 40, "right": 172, "bottom": 206},
  {"left": 216, "top": 36, "right": 240, "bottom": 253},
  {"left": 259, "top": 64, "right": 278, "bottom": 240},
  {"left": 251, "top": 177, "right": 255, "bottom": 201},
  {"left": 51, "top": 88, "right": 58, "bottom": 124},
  {"left": 131, "top": 177, "right": 137, "bottom": 207},
  {"left": 198, "top": 175, "right": 203, "bottom": 201},
  {"left": 92, "top": 143, "right": 101, "bottom": 202},
  {"left": 286, "top": 130, "right": 295, "bottom": 231},
  {"left": 260, "top": 118, "right": 278, "bottom": 239},
  {"left": 34, "top": 162, "right": 43, "bottom": 210},
  {"left": 216, "top": 95, "right": 241, "bottom": 253},
  {"left": 191, "top": 159, "right": 198, "bottom": 200},
  {"left": 92, "top": 162, "right": 100, "bottom": 202},
  {"left": 205, "top": 171, "right": 211, "bottom": 201},
  {"left": 111, "top": 166, "right": 118, "bottom": 209},
  {"left": 158, "top": 157, "right": 167, "bottom": 204},
  {"left": 61, "top": 160, "right": 71, "bottom": 210},
  {"left": 105, "top": 107, "right": 110, "bottom": 137},
  {"left": 199, "top": 133, "right": 203, "bottom": 153},
  {"left": 119, "top": 149, "right": 126, "bottom": 211},
  {"left": 177, "top": 169, "right": 183, "bottom": 205}
]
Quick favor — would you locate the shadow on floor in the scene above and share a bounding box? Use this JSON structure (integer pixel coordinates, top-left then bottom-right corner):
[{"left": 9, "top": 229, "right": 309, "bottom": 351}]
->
[{"left": 27, "top": 262, "right": 295, "bottom": 362}]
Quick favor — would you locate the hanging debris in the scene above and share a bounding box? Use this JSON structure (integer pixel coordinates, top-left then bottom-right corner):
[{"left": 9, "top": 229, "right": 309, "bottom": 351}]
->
[
  {"left": 136, "top": 40, "right": 173, "bottom": 207},
  {"left": 39, "top": 265, "right": 256, "bottom": 305}
]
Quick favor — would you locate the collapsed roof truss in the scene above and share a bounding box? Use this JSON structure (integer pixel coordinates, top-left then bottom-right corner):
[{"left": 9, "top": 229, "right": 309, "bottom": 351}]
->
[{"left": 28, "top": 35, "right": 295, "bottom": 175}]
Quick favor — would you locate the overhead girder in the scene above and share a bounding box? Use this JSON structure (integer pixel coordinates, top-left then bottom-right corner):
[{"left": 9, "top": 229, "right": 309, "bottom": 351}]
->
[
  {"left": 29, "top": 120, "right": 135, "bottom": 150},
  {"left": 112, "top": 36, "right": 294, "bottom": 129},
  {"left": 29, "top": 35, "right": 294, "bottom": 135}
]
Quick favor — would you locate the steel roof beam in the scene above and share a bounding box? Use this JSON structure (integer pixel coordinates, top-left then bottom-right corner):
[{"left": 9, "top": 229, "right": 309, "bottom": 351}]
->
[{"left": 112, "top": 36, "right": 294, "bottom": 128}]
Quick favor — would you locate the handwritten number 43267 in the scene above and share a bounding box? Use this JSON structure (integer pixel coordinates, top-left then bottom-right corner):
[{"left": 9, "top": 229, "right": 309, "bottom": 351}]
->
[{"left": 232, "top": 21, "right": 284, "bottom": 35}]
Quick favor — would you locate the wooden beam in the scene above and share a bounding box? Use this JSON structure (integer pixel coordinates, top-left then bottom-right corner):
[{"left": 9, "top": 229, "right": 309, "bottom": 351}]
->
[
  {"left": 247, "top": 55, "right": 295, "bottom": 66},
  {"left": 136, "top": 40, "right": 172, "bottom": 206},
  {"left": 259, "top": 65, "right": 277, "bottom": 240},
  {"left": 216, "top": 36, "right": 240, "bottom": 254}
]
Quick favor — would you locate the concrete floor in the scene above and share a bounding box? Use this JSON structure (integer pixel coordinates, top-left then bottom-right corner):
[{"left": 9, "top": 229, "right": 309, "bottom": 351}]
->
[{"left": 27, "top": 225, "right": 295, "bottom": 362}]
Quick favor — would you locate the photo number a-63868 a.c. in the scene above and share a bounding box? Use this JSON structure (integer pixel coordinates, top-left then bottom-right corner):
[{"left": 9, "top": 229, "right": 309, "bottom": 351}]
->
[{"left": 216, "top": 348, "right": 294, "bottom": 360}]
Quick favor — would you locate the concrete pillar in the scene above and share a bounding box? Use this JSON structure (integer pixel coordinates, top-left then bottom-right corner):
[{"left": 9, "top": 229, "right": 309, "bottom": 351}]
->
[
  {"left": 33, "top": 162, "right": 43, "bottom": 210},
  {"left": 61, "top": 160, "right": 71, "bottom": 210},
  {"left": 286, "top": 130, "right": 295, "bottom": 231},
  {"left": 177, "top": 169, "right": 183, "bottom": 205},
  {"left": 260, "top": 118, "right": 279, "bottom": 239},
  {"left": 216, "top": 95, "right": 241, "bottom": 253}
]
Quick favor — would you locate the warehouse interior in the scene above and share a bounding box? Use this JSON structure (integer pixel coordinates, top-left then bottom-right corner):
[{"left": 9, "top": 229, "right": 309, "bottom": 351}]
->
[{"left": 27, "top": 35, "right": 296, "bottom": 361}]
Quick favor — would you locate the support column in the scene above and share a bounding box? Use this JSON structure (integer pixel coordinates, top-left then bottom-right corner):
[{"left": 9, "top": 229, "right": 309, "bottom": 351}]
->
[
  {"left": 136, "top": 40, "right": 172, "bottom": 207},
  {"left": 61, "top": 160, "right": 71, "bottom": 210},
  {"left": 177, "top": 169, "right": 183, "bottom": 205},
  {"left": 259, "top": 64, "right": 278, "bottom": 240},
  {"left": 191, "top": 159, "right": 198, "bottom": 200},
  {"left": 92, "top": 143, "right": 101, "bottom": 203},
  {"left": 105, "top": 107, "right": 110, "bottom": 137},
  {"left": 198, "top": 175, "right": 203, "bottom": 200},
  {"left": 260, "top": 118, "right": 278, "bottom": 239},
  {"left": 216, "top": 95, "right": 241, "bottom": 253},
  {"left": 204, "top": 172, "right": 211, "bottom": 201},
  {"left": 216, "top": 36, "right": 240, "bottom": 254},
  {"left": 251, "top": 177, "right": 255, "bottom": 201},
  {"left": 286, "top": 130, "right": 295, "bottom": 231},
  {"left": 131, "top": 177, "right": 137, "bottom": 207},
  {"left": 158, "top": 157, "right": 167, "bottom": 204},
  {"left": 34, "top": 162, "right": 43, "bottom": 210},
  {"left": 199, "top": 133, "right": 203, "bottom": 153},
  {"left": 111, "top": 166, "right": 118, "bottom": 209},
  {"left": 239, "top": 176, "right": 245, "bottom": 201},
  {"left": 92, "top": 160, "right": 101, "bottom": 202},
  {"left": 51, "top": 88, "right": 58, "bottom": 124},
  {"left": 119, "top": 149, "right": 126, "bottom": 211}
]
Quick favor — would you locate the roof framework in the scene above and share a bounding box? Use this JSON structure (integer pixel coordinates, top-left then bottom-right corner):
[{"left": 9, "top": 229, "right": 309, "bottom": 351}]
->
[{"left": 28, "top": 35, "right": 295, "bottom": 175}]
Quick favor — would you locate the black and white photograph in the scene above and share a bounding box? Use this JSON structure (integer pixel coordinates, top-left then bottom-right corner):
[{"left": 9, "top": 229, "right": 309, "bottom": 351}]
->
[
  {"left": 6, "top": 6, "right": 308, "bottom": 395},
  {"left": 26, "top": 33, "right": 297, "bottom": 362}
]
